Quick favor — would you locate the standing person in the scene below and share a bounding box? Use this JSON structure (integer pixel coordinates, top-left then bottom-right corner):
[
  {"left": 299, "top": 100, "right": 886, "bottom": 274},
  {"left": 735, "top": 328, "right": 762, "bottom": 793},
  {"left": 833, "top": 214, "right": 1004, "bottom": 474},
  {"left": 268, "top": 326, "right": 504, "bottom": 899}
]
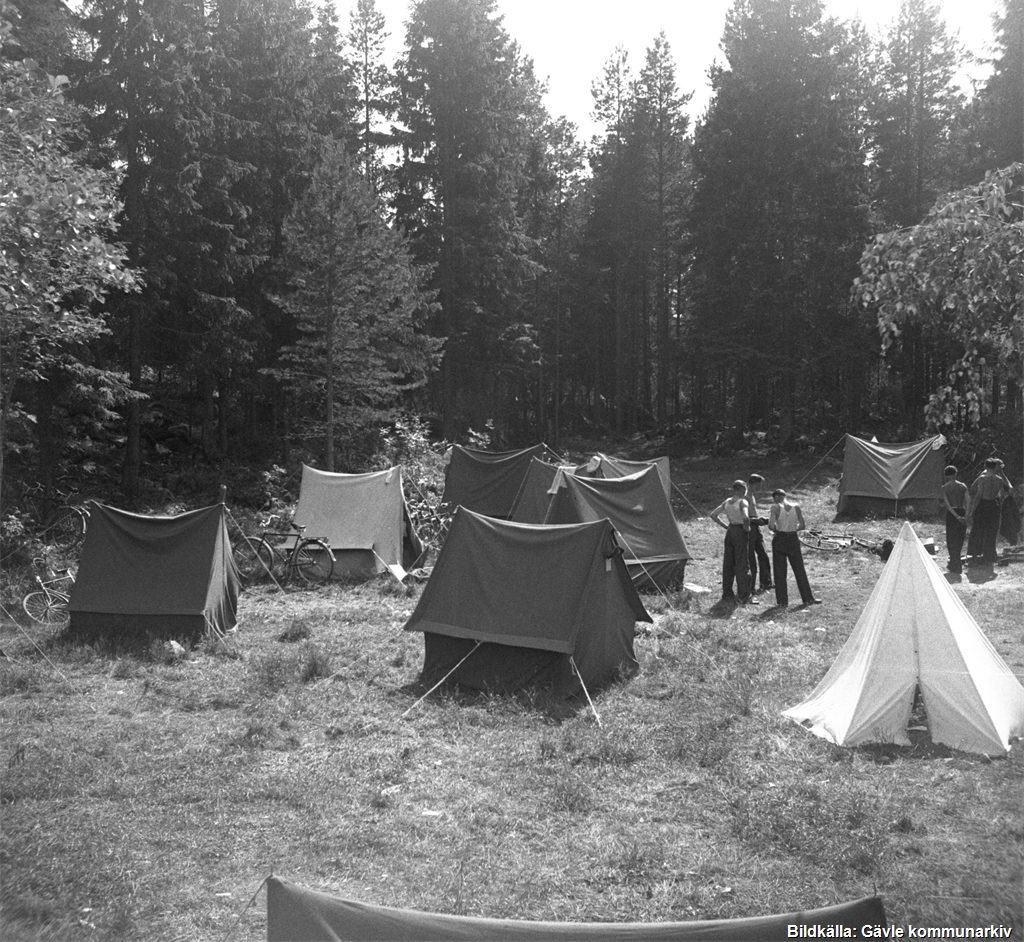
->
[
  {"left": 745, "top": 473, "right": 773, "bottom": 592},
  {"left": 966, "top": 458, "right": 1014, "bottom": 565},
  {"left": 767, "top": 489, "right": 821, "bottom": 608},
  {"left": 709, "top": 480, "right": 753, "bottom": 603},
  {"left": 941, "top": 464, "right": 968, "bottom": 574}
]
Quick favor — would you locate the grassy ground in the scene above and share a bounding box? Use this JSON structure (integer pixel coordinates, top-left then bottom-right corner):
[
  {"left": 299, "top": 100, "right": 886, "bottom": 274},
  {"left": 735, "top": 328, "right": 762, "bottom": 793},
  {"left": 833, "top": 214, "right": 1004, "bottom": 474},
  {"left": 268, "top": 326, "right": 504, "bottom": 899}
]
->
[{"left": 1, "top": 451, "right": 1022, "bottom": 941}]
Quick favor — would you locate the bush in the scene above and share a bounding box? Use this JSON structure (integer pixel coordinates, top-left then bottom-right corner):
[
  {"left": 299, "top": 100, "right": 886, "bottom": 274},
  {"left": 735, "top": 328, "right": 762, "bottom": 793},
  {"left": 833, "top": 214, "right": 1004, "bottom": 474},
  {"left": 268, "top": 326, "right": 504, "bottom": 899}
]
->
[{"left": 297, "top": 643, "right": 332, "bottom": 683}]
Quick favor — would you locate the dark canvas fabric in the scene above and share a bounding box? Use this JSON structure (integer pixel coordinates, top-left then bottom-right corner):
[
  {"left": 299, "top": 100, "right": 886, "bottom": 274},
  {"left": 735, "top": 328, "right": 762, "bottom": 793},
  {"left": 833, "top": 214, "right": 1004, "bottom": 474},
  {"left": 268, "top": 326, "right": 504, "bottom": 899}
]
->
[
  {"left": 266, "top": 876, "right": 887, "bottom": 941},
  {"left": 837, "top": 435, "right": 945, "bottom": 516},
  {"left": 509, "top": 458, "right": 561, "bottom": 523},
  {"left": 69, "top": 503, "right": 239, "bottom": 637},
  {"left": 577, "top": 453, "right": 673, "bottom": 498},
  {"left": 292, "top": 465, "right": 422, "bottom": 579},
  {"left": 403, "top": 509, "right": 650, "bottom": 691},
  {"left": 441, "top": 444, "right": 551, "bottom": 518},
  {"left": 544, "top": 466, "right": 691, "bottom": 589}
]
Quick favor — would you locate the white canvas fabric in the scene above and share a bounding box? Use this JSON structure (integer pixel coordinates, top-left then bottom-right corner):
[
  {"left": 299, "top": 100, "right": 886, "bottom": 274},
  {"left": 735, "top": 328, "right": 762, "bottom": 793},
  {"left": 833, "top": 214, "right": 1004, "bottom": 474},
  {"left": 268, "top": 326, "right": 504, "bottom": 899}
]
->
[
  {"left": 783, "top": 522, "right": 1024, "bottom": 756},
  {"left": 292, "top": 465, "right": 417, "bottom": 579}
]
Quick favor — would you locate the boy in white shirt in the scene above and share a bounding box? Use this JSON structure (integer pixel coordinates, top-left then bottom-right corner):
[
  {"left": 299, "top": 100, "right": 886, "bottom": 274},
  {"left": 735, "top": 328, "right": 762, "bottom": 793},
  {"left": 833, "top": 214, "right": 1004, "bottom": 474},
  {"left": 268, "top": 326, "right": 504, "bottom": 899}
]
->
[
  {"left": 767, "top": 489, "right": 821, "bottom": 608},
  {"left": 710, "top": 480, "right": 753, "bottom": 603}
]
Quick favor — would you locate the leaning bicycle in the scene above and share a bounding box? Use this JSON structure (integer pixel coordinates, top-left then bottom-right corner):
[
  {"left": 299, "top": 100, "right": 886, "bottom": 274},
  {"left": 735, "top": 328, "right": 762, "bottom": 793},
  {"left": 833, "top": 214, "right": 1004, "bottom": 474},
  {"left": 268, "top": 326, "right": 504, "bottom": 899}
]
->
[
  {"left": 234, "top": 516, "right": 334, "bottom": 586},
  {"left": 23, "top": 568, "right": 75, "bottom": 628},
  {"left": 23, "top": 482, "right": 88, "bottom": 551}
]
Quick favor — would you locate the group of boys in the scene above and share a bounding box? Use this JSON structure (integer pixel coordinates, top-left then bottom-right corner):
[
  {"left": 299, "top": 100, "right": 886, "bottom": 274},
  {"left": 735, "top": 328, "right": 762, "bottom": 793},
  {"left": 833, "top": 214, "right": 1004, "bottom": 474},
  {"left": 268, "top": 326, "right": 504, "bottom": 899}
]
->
[
  {"left": 941, "top": 458, "right": 1015, "bottom": 573},
  {"left": 709, "top": 475, "right": 821, "bottom": 608}
]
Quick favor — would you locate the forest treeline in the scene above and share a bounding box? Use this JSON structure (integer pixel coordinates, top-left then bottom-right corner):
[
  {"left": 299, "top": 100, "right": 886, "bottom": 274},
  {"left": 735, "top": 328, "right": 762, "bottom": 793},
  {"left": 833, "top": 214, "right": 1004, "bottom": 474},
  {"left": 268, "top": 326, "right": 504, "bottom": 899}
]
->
[{"left": 2, "top": 0, "right": 1022, "bottom": 506}]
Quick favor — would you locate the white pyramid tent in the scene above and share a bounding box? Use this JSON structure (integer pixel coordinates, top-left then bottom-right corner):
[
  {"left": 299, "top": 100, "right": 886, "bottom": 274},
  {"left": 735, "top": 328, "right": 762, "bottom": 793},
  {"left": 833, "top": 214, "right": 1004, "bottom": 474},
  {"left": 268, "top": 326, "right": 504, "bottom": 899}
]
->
[{"left": 783, "top": 522, "right": 1024, "bottom": 756}]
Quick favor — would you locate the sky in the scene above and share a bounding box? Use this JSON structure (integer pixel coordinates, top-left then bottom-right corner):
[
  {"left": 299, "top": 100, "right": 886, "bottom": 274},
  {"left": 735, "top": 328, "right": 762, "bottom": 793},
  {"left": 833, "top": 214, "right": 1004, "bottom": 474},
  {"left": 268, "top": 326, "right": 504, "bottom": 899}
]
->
[{"left": 336, "top": 0, "right": 1003, "bottom": 138}]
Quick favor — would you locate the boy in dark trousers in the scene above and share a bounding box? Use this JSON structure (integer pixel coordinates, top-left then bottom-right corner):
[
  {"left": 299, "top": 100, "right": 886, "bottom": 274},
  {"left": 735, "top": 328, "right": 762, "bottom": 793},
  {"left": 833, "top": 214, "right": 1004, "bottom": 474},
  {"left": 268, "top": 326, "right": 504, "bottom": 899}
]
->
[{"left": 941, "top": 465, "right": 967, "bottom": 574}]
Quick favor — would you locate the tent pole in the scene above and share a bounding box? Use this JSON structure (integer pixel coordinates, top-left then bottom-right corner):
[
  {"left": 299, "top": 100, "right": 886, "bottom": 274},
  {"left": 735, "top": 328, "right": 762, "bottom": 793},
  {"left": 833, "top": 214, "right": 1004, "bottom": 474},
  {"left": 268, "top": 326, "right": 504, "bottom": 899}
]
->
[
  {"left": 402, "top": 641, "right": 482, "bottom": 718},
  {"left": 570, "top": 657, "right": 602, "bottom": 728}
]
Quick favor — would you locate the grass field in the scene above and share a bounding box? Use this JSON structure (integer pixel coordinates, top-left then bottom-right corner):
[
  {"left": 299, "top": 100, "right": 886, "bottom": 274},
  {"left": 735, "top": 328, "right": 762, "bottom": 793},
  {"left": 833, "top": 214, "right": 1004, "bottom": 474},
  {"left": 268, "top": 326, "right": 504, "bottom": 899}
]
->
[{"left": 1, "top": 451, "right": 1022, "bottom": 941}]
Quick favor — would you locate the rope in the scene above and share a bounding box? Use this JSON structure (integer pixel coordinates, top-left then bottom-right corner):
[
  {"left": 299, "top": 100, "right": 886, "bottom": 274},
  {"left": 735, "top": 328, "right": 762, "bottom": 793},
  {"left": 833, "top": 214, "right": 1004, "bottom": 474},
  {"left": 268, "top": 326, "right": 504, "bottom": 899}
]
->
[
  {"left": 790, "top": 436, "right": 844, "bottom": 494},
  {"left": 570, "top": 657, "right": 602, "bottom": 728},
  {"left": 224, "top": 507, "right": 286, "bottom": 593},
  {"left": 401, "top": 641, "right": 482, "bottom": 718},
  {"left": 671, "top": 480, "right": 711, "bottom": 521},
  {"left": 220, "top": 873, "right": 270, "bottom": 942},
  {"left": 0, "top": 600, "right": 74, "bottom": 688}
]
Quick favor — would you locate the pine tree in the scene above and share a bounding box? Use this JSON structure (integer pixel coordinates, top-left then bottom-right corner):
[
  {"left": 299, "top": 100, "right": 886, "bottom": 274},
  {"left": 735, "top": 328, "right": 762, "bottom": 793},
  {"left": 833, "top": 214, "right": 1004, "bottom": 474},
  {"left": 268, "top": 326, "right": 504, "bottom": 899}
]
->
[
  {"left": 867, "top": 0, "right": 968, "bottom": 227},
  {"left": 278, "top": 143, "right": 440, "bottom": 468},
  {"left": 396, "top": 0, "right": 544, "bottom": 438},
  {"left": 688, "top": 0, "right": 872, "bottom": 443},
  {"left": 346, "top": 0, "right": 394, "bottom": 192}
]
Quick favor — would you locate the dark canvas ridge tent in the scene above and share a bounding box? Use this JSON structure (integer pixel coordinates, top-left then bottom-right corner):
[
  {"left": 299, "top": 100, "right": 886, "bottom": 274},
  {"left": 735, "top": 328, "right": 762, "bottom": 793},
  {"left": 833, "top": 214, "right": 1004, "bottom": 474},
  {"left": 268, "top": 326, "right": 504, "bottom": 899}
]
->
[
  {"left": 441, "top": 443, "right": 553, "bottom": 518},
  {"left": 69, "top": 502, "right": 239, "bottom": 638},
  {"left": 544, "top": 465, "right": 691, "bottom": 590},
  {"left": 577, "top": 452, "right": 673, "bottom": 498},
  {"left": 266, "top": 875, "right": 887, "bottom": 941},
  {"left": 783, "top": 522, "right": 1024, "bottom": 756},
  {"left": 403, "top": 508, "right": 651, "bottom": 693},
  {"left": 291, "top": 464, "right": 422, "bottom": 580},
  {"left": 836, "top": 434, "right": 945, "bottom": 517},
  {"left": 508, "top": 457, "right": 561, "bottom": 523}
]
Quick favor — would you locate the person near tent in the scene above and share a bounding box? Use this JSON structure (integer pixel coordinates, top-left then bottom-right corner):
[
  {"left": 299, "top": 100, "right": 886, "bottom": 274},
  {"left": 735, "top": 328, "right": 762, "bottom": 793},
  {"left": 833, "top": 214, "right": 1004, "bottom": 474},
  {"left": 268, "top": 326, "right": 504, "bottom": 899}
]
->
[
  {"left": 709, "top": 480, "right": 753, "bottom": 603},
  {"left": 744, "top": 473, "right": 773, "bottom": 593},
  {"left": 940, "top": 464, "right": 968, "bottom": 574},
  {"left": 767, "top": 488, "right": 821, "bottom": 608},
  {"left": 966, "top": 458, "right": 1014, "bottom": 565}
]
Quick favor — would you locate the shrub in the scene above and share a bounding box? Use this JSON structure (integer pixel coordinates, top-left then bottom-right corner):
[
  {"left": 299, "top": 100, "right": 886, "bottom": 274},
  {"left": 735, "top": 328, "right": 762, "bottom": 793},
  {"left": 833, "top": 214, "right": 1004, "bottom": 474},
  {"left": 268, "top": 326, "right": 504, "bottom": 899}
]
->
[{"left": 297, "top": 643, "right": 332, "bottom": 683}]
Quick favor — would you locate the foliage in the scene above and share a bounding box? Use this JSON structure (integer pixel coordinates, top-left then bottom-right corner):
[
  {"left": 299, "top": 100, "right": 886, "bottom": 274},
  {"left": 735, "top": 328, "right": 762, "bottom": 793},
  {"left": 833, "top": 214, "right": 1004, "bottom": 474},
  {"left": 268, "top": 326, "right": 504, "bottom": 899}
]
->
[
  {"left": 396, "top": 0, "right": 547, "bottom": 437},
  {"left": 277, "top": 141, "right": 441, "bottom": 469},
  {"left": 688, "top": 0, "right": 872, "bottom": 441},
  {"left": 854, "top": 163, "right": 1024, "bottom": 429},
  {"left": 0, "top": 5, "right": 140, "bottom": 507}
]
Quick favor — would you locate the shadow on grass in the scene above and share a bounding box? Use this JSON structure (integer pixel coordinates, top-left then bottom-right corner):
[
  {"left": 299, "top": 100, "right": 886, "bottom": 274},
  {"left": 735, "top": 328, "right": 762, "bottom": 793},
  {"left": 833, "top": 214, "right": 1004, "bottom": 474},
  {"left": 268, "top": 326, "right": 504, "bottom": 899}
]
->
[
  {"left": 706, "top": 597, "right": 739, "bottom": 619},
  {"left": 965, "top": 562, "right": 998, "bottom": 584},
  {"left": 396, "top": 678, "right": 583, "bottom": 723}
]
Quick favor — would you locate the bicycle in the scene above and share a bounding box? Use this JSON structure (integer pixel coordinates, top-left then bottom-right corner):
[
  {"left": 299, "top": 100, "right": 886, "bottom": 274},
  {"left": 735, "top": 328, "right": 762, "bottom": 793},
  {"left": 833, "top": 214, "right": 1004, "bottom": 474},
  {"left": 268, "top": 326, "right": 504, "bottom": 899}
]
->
[
  {"left": 23, "top": 568, "right": 75, "bottom": 628},
  {"left": 233, "top": 516, "right": 334, "bottom": 586},
  {"left": 23, "top": 482, "right": 88, "bottom": 551},
  {"left": 798, "top": 527, "right": 857, "bottom": 552}
]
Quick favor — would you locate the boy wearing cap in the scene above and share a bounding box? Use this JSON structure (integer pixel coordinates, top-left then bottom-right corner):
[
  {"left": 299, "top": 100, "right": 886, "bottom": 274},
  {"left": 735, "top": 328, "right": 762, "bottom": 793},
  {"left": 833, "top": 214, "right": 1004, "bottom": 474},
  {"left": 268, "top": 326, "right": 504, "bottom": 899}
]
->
[
  {"left": 709, "top": 480, "right": 753, "bottom": 603},
  {"left": 767, "top": 489, "right": 821, "bottom": 608},
  {"left": 966, "top": 458, "right": 1014, "bottom": 564}
]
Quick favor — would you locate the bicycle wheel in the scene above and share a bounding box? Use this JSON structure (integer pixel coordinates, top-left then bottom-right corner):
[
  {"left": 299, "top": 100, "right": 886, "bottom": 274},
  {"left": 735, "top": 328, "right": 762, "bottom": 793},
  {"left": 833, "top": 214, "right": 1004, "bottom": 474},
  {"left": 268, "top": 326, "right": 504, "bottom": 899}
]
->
[
  {"left": 293, "top": 539, "right": 334, "bottom": 585},
  {"left": 44, "top": 506, "right": 86, "bottom": 550},
  {"left": 234, "top": 537, "right": 275, "bottom": 583},
  {"left": 799, "top": 530, "right": 850, "bottom": 552},
  {"left": 23, "top": 591, "right": 69, "bottom": 628}
]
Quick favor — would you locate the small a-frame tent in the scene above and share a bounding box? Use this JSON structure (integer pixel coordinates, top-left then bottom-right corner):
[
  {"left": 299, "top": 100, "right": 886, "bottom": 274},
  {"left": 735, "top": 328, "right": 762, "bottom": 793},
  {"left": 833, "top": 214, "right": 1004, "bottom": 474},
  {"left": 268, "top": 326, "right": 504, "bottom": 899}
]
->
[
  {"left": 440, "top": 443, "right": 552, "bottom": 518},
  {"left": 783, "top": 522, "right": 1024, "bottom": 756},
  {"left": 266, "top": 875, "right": 888, "bottom": 942},
  {"left": 576, "top": 453, "right": 673, "bottom": 498},
  {"left": 292, "top": 465, "right": 422, "bottom": 581},
  {"left": 403, "top": 508, "right": 651, "bottom": 693},
  {"left": 69, "top": 502, "right": 240, "bottom": 639},
  {"left": 836, "top": 435, "right": 945, "bottom": 517},
  {"left": 544, "top": 466, "right": 691, "bottom": 590},
  {"left": 508, "top": 457, "right": 561, "bottom": 524}
]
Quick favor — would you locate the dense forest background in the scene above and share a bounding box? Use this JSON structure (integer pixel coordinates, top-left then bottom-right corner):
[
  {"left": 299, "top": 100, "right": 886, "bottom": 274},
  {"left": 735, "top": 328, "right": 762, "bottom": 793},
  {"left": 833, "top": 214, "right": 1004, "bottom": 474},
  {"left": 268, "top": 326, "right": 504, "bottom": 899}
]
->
[{"left": 2, "top": 0, "right": 1022, "bottom": 510}]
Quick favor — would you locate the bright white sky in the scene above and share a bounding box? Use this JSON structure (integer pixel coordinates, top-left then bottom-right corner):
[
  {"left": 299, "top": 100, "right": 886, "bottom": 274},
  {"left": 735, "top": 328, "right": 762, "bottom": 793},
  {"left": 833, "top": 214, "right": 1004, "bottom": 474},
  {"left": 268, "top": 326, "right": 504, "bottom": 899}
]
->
[{"left": 336, "top": 0, "right": 1002, "bottom": 138}]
